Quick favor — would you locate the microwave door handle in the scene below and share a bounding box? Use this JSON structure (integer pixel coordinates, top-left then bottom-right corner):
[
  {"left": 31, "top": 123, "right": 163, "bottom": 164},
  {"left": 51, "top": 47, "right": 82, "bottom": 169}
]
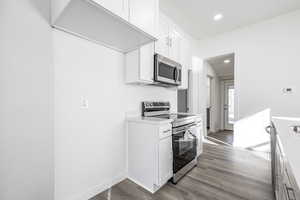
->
[{"left": 173, "top": 68, "right": 177, "bottom": 81}]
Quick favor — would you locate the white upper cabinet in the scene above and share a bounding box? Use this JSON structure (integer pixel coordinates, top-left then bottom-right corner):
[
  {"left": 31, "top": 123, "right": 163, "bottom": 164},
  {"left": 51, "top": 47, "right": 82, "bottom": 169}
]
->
[
  {"left": 178, "top": 36, "right": 191, "bottom": 89},
  {"left": 155, "top": 13, "right": 181, "bottom": 63},
  {"left": 129, "top": 0, "right": 158, "bottom": 37},
  {"left": 93, "top": 0, "right": 129, "bottom": 20},
  {"left": 125, "top": 43, "right": 155, "bottom": 84},
  {"left": 155, "top": 13, "right": 170, "bottom": 58},
  {"left": 124, "top": 11, "right": 193, "bottom": 88},
  {"left": 51, "top": 0, "right": 158, "bottom": 53},
  {"left": 169, "top": 28, "right": 181, "bottom": 62}
]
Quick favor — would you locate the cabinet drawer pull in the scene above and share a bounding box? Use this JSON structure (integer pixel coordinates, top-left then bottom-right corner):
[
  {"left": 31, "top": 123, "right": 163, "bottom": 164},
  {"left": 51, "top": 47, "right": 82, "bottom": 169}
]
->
[{"left": 285, "top": 184, "right": 296, "bottom": 200}]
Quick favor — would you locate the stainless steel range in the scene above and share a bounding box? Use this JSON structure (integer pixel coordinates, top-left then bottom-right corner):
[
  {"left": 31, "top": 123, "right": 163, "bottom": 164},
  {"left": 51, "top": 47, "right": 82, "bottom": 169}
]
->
[{"left": 142, "top": 101, "right": 199, "bottom": 183}]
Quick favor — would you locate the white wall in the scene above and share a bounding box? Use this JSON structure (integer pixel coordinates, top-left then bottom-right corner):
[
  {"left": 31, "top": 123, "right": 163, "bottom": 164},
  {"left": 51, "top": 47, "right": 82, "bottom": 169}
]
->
[
  {"left": 205, "top": 62, "right": 221, "bottom": 133},
  {"left": 0, "top": 1, "right": 53, "bottom": 200},
  {"left": 53, "top": 30, "right": 177, "bottom": 200},
  {"left": 196, "top": 9, "right": 300, "bottom": 119},
  {"left": 195, "top": 9, "right": 300, "bottom": 148}
]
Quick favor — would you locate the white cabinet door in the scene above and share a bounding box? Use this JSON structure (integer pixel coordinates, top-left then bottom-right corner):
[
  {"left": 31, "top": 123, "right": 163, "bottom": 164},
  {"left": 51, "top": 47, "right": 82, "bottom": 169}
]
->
[
  {"left": 125, "top": 43, "right": 154, "bottom": 84},
  {"left": 179, "top": 68, "right": 188, "bottom": 89},
  {"left": 178, "top": 36, "right": 191, "bottom": 89},
  {"left": 93, "top": 0, "right": 129, "bottom": 20},
  {"left": 159, "top": 136, "right": 173, "bottom": 186},
  {"left": 169, "top": 28, "right": 181, "bottom": 62},
  {"left": 155, "top": 13, "right": 170, "bottom": 58},
  {"left": 140, "top": 43, "right": 155, "bottom": 83},
  {"left": 129, "top": 0, "right": 158, "bottom": 37}
]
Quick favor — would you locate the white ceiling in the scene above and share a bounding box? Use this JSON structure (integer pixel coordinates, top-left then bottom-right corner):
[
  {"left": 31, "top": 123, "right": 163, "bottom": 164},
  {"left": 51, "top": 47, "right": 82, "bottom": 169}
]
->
[
  {"left": 160, "top": 0, "right": 300, "bottom": 39},
  {"left": 207, "top": 53, "right": 234, "bottom": 77}
]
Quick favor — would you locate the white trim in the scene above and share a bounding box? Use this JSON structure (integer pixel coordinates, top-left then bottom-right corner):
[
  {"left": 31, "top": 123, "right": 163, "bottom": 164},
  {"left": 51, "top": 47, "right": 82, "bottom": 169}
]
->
[
  {"left": 223, "top": 81, "right": 234, "bottom": 130},
  {"left": 63, "top": 173, "right": 126, "bottom": 200},
  {"left": 127, "top": 176, "right": 156, "bottom": 193},
  {"left": 221, "top": 79, "right": 234, "bottom": 130}
]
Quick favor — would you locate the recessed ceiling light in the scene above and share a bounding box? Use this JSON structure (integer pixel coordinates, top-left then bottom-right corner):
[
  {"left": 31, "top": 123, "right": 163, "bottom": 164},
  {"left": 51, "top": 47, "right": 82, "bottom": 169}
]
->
[
  {"left": 224, "top": 59, "right": 231, "bottom": 64},
  {"left": 214, "top": 13, "right": 223, "bottom": 21}
]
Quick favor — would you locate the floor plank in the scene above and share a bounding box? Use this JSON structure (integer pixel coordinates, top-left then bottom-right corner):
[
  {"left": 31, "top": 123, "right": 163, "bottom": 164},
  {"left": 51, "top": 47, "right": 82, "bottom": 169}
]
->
[
  {"left": 90, "top": 143, "right": 274, "bottom": 200},
  {"left": 208, "top": 130, "right": 234, "bottom": 145}
]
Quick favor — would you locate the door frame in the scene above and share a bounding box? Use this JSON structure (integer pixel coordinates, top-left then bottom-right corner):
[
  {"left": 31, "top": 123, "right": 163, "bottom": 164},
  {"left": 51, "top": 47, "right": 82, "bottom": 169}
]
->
[
  {"left": 201, "top": 51, "right": 238, "bottom": 137},
  {"left": 222, "top": 80, "right": 234, "bottom": 130}
]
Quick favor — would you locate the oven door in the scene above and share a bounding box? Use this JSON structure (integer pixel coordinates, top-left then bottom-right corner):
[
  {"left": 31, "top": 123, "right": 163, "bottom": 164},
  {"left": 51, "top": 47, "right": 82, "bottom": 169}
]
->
[
  {"left": 172, "top": 125, "right": 197, "bottom": 173},
  {"left": 154, "top": 54, "right": 182, "bottom": 85}
]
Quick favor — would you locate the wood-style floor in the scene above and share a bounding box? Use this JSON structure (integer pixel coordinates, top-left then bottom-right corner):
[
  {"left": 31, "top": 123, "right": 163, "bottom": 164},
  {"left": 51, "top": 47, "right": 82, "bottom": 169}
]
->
[
  {"left": 208, "top": 130, "right": 234, "bottom": 145},
  {"left": 90, "top": 143, "right": 274, "bottom": 200}
]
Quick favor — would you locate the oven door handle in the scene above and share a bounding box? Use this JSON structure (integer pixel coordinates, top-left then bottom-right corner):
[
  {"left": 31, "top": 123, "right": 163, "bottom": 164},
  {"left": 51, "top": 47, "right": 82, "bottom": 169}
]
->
[
  {"left": 174, "top": 138, "right": 195, "bottom": 142},
  {"left": 173, "top": 124, "right": 197, "bottom": 134}
]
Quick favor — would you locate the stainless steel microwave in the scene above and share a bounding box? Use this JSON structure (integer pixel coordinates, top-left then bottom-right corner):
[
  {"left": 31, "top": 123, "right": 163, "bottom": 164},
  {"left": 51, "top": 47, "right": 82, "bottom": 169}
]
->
[{"left": 154, "top": 54, "right": 182, "bottom": 86}]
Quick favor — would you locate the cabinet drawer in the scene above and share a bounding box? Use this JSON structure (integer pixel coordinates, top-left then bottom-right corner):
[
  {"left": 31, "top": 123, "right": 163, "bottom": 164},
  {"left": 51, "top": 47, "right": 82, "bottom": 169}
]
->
[{"left": 159, "top": 125, "right": 172, "bottom": 139}]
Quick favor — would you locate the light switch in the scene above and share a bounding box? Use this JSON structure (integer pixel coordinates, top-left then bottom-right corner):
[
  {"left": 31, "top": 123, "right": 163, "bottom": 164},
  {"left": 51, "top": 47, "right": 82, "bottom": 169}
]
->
[
  {"left": 81, "top": 98, "right": 89, "bottom": 109},
  {"left": 283, "top": 87, "right": 294, "bottom": 94}
]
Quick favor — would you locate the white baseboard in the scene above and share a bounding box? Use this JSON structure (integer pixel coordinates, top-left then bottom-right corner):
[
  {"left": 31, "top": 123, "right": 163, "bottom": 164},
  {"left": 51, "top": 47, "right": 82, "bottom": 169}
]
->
[
  {"left": 66, "top": 172, "right": 126, "bottom": 200},
  {"left": 127, "top": 176, "right": 155, "bottom": 193}
]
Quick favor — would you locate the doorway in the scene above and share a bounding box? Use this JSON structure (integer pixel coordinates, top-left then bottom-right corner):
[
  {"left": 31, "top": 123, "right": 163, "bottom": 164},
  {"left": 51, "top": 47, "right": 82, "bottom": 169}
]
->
[
  {"left": 204, "top": 53, "right": 235, "bottom": 146},
  {"left": 224, "top": 81, "right": 234, "bottom": 130}
]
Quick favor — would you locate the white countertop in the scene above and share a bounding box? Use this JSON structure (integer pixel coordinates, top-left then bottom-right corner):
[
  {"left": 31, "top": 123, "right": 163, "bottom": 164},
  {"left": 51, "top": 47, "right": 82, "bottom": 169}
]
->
[
  {"left": 273, "top": 117, "right": 300, "bottom": 186},
  {"left": 127, "top": 113, "right": 203, "bottom": 125},
  {"left": 127, "top": 116, "right": 174, "bottom": 125}
]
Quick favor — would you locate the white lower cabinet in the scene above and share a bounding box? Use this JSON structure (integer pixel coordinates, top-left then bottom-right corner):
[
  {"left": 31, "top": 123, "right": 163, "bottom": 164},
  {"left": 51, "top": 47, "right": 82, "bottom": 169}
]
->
[
  {"left": 159, "top": 135, "right": 173, "bottom": 186},
  {"left": 127, "top": 120, "right": 173, "bottom": 193}
]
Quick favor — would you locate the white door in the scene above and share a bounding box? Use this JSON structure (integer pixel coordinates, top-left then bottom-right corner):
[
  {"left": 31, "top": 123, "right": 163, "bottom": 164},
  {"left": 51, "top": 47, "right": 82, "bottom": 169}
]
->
[
  {"left": 155, "top": 13, "right": 169, "bottom": 57},
  {"left": 224, "top": 83, "right": 235, "bottom": 130},
  {"left": 93, "top": 0, "right": 129, "bottom": 20},
  {"left": 129, "top": 0, "right": 158, "bottom": 37},
  {"left": 158, "top": 137, "right": 173, "bottom": 186}
]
